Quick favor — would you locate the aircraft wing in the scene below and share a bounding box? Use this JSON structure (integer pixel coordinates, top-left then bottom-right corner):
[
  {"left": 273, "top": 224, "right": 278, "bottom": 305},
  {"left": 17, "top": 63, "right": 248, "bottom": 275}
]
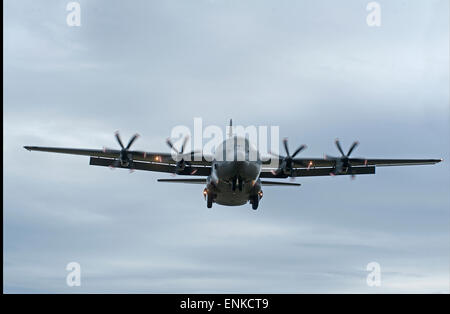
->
[
  {"left": 23, "top": 146, "right": 442, "bottom": 178},
  {"left": 262, "top": 156, "right": 442, "bottom": 169},
  {"left": 260, "top": 166, "right": 376, "bottom": 178},
  {"left": 347, "top": 158, "right": 443, "bottom": 167},
  {"left": 89, "top": 157, "right": 211, "bottom": 175},
  {"left": 23, "top": 146, "right": 213, "bottom": 165},
  {"left": 260, "top": 157, "right": 442, "bottom": 178},
  {"left": 23, "top": 146, "right": 213, "bottom": 175}
]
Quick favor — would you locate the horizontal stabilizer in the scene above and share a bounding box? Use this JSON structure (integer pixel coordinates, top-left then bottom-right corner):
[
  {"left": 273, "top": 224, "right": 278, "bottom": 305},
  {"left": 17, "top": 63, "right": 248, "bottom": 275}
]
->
[
  {"left": 261, "top": 181, "right": 300, "bottom": 186},
  {"left": 157, "top": 179, "right": 300, "bottom": 186},
  {"left": 157, "top": 178, "right": 206, "bottom": 184}
]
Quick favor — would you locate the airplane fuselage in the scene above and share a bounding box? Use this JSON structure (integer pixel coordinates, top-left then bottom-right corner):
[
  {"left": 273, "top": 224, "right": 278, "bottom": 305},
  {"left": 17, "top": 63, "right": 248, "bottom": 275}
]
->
[{"left": 206, "top": 136, "right": 263, "bottom": 207}]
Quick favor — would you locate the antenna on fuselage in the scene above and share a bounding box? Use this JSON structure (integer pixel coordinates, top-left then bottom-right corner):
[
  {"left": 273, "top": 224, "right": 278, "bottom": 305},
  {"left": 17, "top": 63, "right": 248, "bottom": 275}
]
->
[{"left": 228, "top": 119, "right": 233, "bottom": 138}]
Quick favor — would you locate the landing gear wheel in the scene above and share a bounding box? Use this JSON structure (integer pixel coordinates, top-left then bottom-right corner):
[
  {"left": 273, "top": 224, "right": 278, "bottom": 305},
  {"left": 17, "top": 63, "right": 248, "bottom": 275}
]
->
[
  {"left": 207, "top": 192, "right": 213, "bottom": 208},
  {"left": 251, "top": 195, "right": 259, "bottom": 210},
  {"left": 238, "top": 177, "right": 243, "bottom": 192},
  {"left": 231, "top": 177, "right": 237, "bottom": 192}
]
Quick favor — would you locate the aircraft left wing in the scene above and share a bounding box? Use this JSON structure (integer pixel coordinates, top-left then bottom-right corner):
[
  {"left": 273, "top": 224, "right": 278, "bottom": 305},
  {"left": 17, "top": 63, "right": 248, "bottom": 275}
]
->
[
  {"left": 262, "top": 156, "right": 442, "bottom": 169},
  {"left": 262, "top": 138, "right": 442, "bottom": 169},
  {"left": 260, "top": 157, "right": 442, "bottom": 178}
]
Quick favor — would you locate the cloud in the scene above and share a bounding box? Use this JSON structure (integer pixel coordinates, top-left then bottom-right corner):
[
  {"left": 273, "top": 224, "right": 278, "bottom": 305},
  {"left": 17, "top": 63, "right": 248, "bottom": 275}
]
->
[{"left": 3, "top": 0, "right": 449, "bottom": 293}]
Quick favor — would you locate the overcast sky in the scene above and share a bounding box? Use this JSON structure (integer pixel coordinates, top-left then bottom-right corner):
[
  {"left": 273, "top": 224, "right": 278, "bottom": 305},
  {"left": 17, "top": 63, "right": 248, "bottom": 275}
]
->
[{"left": 4, "top": 0, "right": 449, "bottom": 293}]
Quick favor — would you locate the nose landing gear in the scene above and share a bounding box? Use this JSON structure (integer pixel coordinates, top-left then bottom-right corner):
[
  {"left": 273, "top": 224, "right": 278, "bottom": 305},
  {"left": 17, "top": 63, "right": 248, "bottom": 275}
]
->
[
  {"left": 251, "top": 196, "right": 259, "bottom": 210},
  {"left": 250, "top": 192, "right": 262, "bottom": 210},
  {"left": 250, "top": 195, "right": 259, "bottom": 210},
  {"left": 207, "top": 193, "right": 213, "bottom": 208},
  {"left": 204, "top": 188, "right": 214, "bottom": 208},
  {"left": 231, "top": 176, "right": 243, "bottom": 192}
]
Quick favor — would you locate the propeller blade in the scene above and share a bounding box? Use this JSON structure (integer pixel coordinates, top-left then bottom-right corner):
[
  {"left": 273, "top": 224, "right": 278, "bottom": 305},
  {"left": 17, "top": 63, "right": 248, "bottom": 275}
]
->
[
  {"left": 115, "top": 131, "right": 125, "bottom": 149},
  {"left": 180, "top": 135, "right": 189, "bottom": 154},
  {"left": 126, "top": 133, "right": 140, "bottom": 149},
  {"left": 348, "top": 164, "right": 356, "bottom": 180},
  {"left": 267, "top": 153, "right": 281, "bottom": 161},
  {"left": 283, "top": 138, "right": 290, "bottom": 157},
  {"left": 166, "top": 138, "right": 179, "bottom": 154},
  {"left": 335, "top": 139, "right": 345, "bottom": 156},
  {"left": 182, "top": 150, "right": 203, "bottom": 162},
  {"left": 267, "top": 148, "right": 281, "bottom": 159},
  {"left": 347, "top": 141, "right": 359, "bottom": 156},
  {"left": 292, "top": 144, "right": 307, "bottom": 158}
]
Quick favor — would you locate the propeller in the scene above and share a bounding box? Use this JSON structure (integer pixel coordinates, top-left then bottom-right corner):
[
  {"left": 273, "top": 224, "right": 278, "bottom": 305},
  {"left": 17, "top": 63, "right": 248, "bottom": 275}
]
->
[
  {"left": 107, "top": 131, "right": 139, "bottom": 170},
  {"left": 271, "top": 138, "right": 307, "bottom": 177},
  {"left": 166, "top": 135, "right": 194, "bottom": 174},
  {"left": 325, "top": 139, "right": 364, "bottom": 178}
]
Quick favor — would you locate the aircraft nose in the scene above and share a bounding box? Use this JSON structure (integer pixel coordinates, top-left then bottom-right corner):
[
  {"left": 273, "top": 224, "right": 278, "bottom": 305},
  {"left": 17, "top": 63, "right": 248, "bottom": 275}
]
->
[{"left": 235, "top": 150, "right": 246, "bottom": 161}]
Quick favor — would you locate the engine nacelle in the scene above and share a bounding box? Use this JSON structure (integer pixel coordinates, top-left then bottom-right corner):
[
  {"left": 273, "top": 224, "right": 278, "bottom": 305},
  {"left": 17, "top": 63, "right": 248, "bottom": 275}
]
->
[{"left": 207, "top": 172, "right": 219, "bottom": 187}]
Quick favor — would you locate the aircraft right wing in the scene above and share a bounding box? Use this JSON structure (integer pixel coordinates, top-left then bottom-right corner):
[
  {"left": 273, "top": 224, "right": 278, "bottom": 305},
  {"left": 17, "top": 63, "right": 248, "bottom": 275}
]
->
[{"left": 24, "top": 146, "right": 213, "bottom": 166}]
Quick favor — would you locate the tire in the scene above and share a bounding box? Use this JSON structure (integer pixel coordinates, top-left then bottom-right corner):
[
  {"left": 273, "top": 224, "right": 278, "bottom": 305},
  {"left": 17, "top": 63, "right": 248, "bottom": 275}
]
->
[
  {"left": 238, "top": 177, "right": 243, "bottom": 191},
  {"left": 251, "top": 196, "right": 259, "bottom": 210},
  {"left": 207, "top": 193, "right": 213, "bottom": 208},
  {"left": 231, "top": 177, "right": 237, "bottom": 192}
]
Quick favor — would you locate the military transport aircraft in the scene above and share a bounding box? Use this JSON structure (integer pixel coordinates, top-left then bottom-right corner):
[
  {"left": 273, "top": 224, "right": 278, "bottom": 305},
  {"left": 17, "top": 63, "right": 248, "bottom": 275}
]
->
[{"left": 24, "top": 120, "right": 442, "bottom": 210}]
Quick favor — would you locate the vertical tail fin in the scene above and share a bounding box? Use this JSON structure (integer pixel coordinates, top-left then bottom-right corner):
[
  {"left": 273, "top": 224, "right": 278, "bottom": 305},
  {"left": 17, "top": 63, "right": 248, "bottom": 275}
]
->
[{"left": 228, "top": 119, "right": 233, "bottom": 138}]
